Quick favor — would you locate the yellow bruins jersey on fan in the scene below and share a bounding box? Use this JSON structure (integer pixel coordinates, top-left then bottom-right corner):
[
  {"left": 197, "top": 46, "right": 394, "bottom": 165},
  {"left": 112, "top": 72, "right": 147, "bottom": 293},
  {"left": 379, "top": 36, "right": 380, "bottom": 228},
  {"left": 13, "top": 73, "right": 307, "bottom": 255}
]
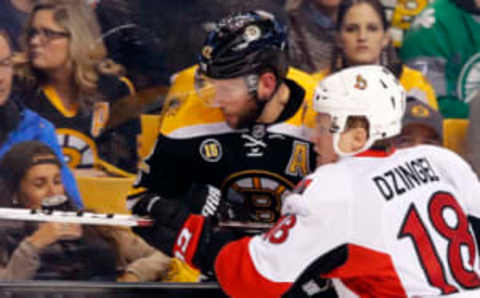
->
[
  {"left": 26, "top": 79, "right": 140, "bottom": 173},
  {"left": 313, "top": 65, "right": 439, "bottom": 111},
  {"left": 133, "top": 65, "right": 318, "bottom": 225}
]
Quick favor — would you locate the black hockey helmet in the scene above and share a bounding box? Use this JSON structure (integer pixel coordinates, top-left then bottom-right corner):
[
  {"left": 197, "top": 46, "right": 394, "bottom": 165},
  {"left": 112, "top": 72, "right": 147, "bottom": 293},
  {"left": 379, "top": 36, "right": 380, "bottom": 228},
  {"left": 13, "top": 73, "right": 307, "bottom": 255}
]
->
[{"left": 198, "top": 10, "right": 288, "bottom": 80}]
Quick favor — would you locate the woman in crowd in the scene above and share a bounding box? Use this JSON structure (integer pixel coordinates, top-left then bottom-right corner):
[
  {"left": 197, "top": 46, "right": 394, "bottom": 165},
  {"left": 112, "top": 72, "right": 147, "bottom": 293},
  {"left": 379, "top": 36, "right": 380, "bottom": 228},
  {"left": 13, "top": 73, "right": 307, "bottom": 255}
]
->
[
  {"left": 0, "top": 29, "right": 82, "bottom": 207},
  {"left": 17, "top": 0, "right": 140, "bottom": 175},
  {"left": 0, "top": 141, "right": 170, "bottom": 281},
  {"left": 312, "top": 0, "right": 438, "bottom": 110}
]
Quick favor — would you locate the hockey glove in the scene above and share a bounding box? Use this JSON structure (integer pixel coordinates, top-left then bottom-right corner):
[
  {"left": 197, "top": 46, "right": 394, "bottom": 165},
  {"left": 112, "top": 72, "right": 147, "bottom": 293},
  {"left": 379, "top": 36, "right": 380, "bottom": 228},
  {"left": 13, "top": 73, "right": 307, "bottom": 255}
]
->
[
  {"left": 131, "top": 193, "right": 191, "bottom": 255},
  {"left": 132, "top": 196, "right": 209, "bottom": 270},
  {"left": 182, "top": 183, "right": 222, "bottom": 216}
]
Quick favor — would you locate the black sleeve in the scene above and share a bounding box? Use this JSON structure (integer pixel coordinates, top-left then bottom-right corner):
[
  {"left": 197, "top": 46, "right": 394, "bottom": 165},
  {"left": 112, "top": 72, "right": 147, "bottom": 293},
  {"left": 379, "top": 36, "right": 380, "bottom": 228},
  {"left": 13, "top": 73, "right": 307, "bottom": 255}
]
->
[
  {"left": 96, "top": 118, "right": 140, "bottom": 173},
  {"left": 135, "top": 134, "right": 195, "bottom": 198},
  {"left": 98, "top": 74, "right": 132, "bottom": 103}
]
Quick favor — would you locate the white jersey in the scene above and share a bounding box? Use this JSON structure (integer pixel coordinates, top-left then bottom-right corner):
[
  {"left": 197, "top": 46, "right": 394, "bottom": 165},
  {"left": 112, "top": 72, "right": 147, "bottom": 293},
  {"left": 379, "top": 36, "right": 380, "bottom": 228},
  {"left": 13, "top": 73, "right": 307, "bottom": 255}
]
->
[{"left": 214, "top": 145, "right": 480, "bottom": 297}]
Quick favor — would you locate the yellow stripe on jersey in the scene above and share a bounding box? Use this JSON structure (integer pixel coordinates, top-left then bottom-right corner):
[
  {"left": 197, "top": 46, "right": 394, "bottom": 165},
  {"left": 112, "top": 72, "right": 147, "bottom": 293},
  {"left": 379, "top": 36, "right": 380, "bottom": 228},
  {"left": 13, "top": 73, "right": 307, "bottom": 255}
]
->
[
  {"left": 119, "top": 76, "right": 137, "bottom": 95},
  {"left": 43, "top": 85, "right": 79, "bottom": 118},
  {"left": 160, "top": 65, "right": 318, "bottom": 137}
]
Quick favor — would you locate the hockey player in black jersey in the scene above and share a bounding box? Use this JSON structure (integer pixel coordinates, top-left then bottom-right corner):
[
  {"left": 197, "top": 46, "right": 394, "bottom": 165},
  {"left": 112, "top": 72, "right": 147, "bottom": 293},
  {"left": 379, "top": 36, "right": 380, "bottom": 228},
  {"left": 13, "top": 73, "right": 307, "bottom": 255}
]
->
[{"left": 130, "top": 9, "right": 317, "bottom": 232}]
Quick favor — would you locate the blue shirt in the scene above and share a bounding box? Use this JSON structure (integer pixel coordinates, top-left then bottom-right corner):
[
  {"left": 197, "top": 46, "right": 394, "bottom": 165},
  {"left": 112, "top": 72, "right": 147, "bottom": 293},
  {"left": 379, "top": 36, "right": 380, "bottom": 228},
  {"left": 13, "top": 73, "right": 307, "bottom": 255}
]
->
[{"left": 0, "top": 108, "right": 83, "bottom": 207}]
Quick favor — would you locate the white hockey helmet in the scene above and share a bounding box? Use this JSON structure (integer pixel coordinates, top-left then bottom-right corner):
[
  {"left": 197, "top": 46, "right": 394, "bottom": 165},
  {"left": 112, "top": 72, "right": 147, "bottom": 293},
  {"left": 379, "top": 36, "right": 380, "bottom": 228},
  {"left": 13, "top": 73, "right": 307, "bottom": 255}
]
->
[{"left": 313, "top": 65, "right": 406, "bottom": 156}]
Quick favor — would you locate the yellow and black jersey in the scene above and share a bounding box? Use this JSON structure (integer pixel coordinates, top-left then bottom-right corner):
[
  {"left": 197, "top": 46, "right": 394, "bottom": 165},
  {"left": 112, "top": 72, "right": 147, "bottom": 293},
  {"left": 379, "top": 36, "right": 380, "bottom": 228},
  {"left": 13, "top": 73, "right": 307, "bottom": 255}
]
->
[
  {"left": 26, "top": 76, "right": 140, "bottom": 173},
  {"left": 133, "top": 66, "right": 318, "bottom": 224}
]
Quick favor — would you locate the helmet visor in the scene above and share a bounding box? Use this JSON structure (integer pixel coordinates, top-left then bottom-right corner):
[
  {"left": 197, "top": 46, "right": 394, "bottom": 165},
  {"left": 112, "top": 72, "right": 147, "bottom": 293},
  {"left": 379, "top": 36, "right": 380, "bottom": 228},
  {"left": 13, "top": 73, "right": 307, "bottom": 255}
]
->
[{"left": 195, "top": 74, "right": 250, "bottom": 107}]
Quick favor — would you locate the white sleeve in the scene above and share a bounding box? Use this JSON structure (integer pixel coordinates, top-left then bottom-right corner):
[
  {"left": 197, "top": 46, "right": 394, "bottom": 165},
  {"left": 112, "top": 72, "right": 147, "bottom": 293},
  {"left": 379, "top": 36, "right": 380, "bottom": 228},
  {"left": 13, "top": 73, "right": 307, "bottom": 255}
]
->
[
  {"left": 249, "top": 166, "right": 352, "bottom": 283},
  {"left": 432, "top": 147, "right": 480, "bottom": 218}
]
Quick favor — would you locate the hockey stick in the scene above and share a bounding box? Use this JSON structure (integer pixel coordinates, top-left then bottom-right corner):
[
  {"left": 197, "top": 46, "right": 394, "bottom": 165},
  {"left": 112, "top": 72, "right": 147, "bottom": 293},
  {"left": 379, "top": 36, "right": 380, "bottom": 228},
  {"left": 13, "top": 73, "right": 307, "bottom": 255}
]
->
[
  {"left": 0, "top": 207, "right": 153, "bottom": 227},
  {"left": 217, "top": 221, "right": 273, "bottom": 230},
  {"left": 0, "top": 207, "right": 275, "bottom": 229}
]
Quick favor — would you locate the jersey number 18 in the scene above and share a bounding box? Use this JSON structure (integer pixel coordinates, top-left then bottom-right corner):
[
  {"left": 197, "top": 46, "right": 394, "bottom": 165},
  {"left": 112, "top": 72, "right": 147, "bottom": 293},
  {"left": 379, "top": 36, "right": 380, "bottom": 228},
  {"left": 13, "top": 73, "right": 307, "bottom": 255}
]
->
[{"left": 398, "top": 191, "right": 480, "bottom": 294}]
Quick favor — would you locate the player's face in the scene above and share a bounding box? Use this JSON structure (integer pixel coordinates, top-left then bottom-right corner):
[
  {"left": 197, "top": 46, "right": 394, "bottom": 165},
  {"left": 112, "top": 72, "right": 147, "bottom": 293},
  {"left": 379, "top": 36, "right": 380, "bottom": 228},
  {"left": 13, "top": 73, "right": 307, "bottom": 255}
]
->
[
  {"left": 28, "top": 9, "right": 71, "bottom": 74},
  {"left": 0, "top": 35, "right": 13, "bottom": 107},
  {"left": 310, "top": 113, "right": 339, "bottom": 167},
  {"left": 206, "top": 77, "right": 260, "bottom": 129},
  {"left": 338, "top": 3, "right": 389, "bottom": 65},
  {"left": 392, "top": 124, "right": 442, "bottom": 148},
  {"left": 17, "top": 156, "right": 64, "bottom": 209}
]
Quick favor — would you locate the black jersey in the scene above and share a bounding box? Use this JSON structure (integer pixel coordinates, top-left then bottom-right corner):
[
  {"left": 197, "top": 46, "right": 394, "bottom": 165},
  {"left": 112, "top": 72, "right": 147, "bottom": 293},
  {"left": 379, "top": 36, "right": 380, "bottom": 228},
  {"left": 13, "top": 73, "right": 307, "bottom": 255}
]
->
[
  {"left": 27, "top": 79, "right": 140, "bottom": 173},
  {"left": 132, "top": 66, "right": 318, "bottom": 225}
]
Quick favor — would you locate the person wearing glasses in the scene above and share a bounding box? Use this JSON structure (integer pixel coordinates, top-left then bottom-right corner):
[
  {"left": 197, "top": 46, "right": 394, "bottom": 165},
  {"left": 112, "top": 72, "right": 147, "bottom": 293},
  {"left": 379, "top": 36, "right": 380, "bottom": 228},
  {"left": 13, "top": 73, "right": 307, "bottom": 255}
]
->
[
  {"left": 0, "top": 29, "right": 82, "bottom": 207},
  {"left": 16, "top": 0, "right": 141, "bottom": 175}
]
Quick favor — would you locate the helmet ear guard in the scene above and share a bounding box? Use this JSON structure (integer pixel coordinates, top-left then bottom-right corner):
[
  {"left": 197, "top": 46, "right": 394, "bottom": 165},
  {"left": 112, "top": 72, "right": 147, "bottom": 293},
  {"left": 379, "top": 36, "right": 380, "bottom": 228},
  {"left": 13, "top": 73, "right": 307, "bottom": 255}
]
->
[{"left": 313, "top": 65, "right": 406, "bottom": 156}]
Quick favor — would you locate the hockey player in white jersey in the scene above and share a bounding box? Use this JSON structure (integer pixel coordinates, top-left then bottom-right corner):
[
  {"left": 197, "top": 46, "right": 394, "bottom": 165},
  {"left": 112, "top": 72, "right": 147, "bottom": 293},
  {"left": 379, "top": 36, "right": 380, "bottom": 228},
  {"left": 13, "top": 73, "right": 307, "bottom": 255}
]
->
[{"left": 132, "top": 65, "right": 480, "bottom": 297}]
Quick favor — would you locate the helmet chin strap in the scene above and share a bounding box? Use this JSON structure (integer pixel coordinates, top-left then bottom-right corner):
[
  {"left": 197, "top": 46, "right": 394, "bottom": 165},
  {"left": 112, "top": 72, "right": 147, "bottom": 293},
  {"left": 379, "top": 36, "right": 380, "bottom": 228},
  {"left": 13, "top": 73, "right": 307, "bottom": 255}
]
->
[
  {"left": 332, "top": 133, "right": 376, "bottom": 157},
  {"left": 243, "top": 73, "right": 279, "bottom": 125}
]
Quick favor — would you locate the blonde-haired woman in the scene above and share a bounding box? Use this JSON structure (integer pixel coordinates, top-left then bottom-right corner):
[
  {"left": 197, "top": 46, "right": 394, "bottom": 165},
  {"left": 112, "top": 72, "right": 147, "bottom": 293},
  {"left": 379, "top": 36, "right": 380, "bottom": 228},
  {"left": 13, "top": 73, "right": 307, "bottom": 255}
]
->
[{"left": 18, "top": 0, "right": 140, "bottom": 175}]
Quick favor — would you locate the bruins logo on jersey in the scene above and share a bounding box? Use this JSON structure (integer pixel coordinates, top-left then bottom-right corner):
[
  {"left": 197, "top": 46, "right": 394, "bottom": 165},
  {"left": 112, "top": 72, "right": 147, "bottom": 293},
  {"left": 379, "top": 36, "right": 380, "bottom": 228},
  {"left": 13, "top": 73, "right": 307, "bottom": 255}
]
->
[
  {"left": 56, "top": 128, "right": 99, "bottom": 168},
  {"left": 220, "top": 170, "right": 295, "bottom": 224}
]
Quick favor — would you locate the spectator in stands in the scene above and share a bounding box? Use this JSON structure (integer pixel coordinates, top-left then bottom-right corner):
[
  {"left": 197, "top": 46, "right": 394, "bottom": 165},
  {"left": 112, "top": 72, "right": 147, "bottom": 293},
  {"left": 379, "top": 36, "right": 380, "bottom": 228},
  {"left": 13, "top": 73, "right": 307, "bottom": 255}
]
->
[
  {"left": 286, "top": 0, "right": 341, "bottom": 73},
  {"left": 136, "top": 0, "right": 286, "bottom": 76},
  {"left": 0, "top": 0, "right": 35, "bottom": 50},
  {"left": 0, "top": 141, "right": 171, "bottom": 282},
  {"left": 382, "top": 0, "right": 433, "bottom": 48},
  {"left": 0, "top": 141, "right": 116, "bottom": 281},
  {"left": 0, "top": 28, "right": 82, "bottom": 207},
  {"left": 392, "top": 97, "right": 443, "bottom": 149},
  {"left": 399, "top": 0, "right": 480, "bottom": 118},
  {"left": 92, "top": 0, "right": 170, "bottom": 92},
  {"left": 313, "top": 0, "right": 439, "bottom": 110},
  {"left": 16, "top": 0, "right": 141, "bottom": 175}
]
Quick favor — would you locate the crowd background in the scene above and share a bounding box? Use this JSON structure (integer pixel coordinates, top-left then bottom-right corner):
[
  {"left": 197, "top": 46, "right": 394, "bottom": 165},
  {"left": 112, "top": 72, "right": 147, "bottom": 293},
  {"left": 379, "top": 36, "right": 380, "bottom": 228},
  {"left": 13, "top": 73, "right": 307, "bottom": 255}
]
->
[{"left": 0, "top": 0, "right": 479, "bottom": 293}]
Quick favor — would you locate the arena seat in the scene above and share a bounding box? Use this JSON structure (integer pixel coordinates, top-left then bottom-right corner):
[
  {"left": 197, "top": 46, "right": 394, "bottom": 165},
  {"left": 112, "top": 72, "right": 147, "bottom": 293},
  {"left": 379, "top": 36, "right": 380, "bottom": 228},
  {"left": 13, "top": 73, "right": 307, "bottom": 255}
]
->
[
  {"left": 443, "top": 119, "right": 469, "bottom": 155},
  {"left": 76, "top": 175, "right": 136, "bottom": 214}
]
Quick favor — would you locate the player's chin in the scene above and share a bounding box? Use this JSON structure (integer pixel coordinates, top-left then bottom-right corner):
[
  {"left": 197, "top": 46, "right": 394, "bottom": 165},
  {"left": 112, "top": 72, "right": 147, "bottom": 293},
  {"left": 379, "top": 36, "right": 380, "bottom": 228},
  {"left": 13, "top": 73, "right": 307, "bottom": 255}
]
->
[
  {"left": 225, "top": 118, "right": 238, "bottom": 129},
  {"left": 224, "top": 114, "right": 238, "bottom": 128}
]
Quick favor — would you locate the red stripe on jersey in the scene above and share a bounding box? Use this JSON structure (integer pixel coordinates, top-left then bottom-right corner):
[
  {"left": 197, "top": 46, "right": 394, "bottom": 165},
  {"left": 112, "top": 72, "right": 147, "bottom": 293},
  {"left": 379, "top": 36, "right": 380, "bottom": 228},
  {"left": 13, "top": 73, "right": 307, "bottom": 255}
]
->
[
  {"left": 323, "top": 244, "right": 407, "bottom": 297},
  {"left": 356, "top": 148, "right": 397, "bottom": 158},
  {"left": 215, "top": 237, "right": 292, "bottom": 298},
  {"left": 173, "top": 215, "right": 205, "bottom": 269}
]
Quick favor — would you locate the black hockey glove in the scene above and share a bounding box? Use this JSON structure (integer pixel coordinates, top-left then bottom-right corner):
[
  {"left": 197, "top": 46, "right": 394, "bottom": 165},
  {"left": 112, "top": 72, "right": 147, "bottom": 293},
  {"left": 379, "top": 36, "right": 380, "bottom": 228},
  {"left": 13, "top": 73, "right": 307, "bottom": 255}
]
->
[
  {"left": 131, "top": 193, "right": 191, "bottom": 255},
  {"left": 131, "top": 184, "right": 223, "bottom": 258},
  {"left": 132, "top": 194, "right": 190, "bottom": 229},
  {"left": 131, "top": 186, "right": 240, "bottom": 275},
  {"left": 184, "top": 183, "right": 222, "bottom": 216}
]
